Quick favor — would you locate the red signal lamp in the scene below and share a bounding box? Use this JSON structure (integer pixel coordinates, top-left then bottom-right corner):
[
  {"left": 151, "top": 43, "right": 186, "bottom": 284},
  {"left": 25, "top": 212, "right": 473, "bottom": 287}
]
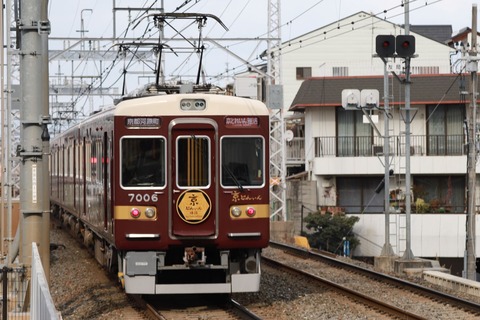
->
[{"left": 395, "top": 35, "right": 415, "bottom": 58}]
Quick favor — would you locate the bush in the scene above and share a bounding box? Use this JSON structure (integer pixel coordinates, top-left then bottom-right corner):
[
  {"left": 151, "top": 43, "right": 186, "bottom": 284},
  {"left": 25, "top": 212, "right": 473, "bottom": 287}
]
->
[{"left": 303, "top": 212, "right": 360, "bottom": 256}]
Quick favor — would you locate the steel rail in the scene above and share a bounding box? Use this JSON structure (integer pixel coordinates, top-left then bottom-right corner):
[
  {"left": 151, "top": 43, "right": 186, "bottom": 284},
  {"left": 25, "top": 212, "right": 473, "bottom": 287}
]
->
[
  {"left": 269, "top": 240, "right": 480, "bottom": 316},
  {"left": 263, "top": 256, "right": 428, "bottom": 319}
]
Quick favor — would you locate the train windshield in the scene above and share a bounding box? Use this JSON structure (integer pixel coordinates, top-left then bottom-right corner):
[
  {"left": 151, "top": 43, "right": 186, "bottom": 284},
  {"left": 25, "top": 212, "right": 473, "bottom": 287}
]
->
[
  {"left": 121, "top": 137, "right": 166, "bottom": 188},
  {"left": 221, "top": 136, "right": 264, "bottom": 188}
]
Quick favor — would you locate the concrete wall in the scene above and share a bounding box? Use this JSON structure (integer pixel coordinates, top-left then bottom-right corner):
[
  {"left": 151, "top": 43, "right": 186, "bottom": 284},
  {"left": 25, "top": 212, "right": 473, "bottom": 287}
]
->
[{"left": 350, "top": 214, "right": 479, "bottom": 258}]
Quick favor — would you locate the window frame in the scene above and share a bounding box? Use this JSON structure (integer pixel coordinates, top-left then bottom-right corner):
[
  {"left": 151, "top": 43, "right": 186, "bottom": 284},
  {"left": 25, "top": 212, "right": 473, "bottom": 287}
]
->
[
  {"left": 119, "top": 135, "right": 167, "bottom": 190},
  {"left": 296, "top": 67, "right": 312, "bottom": 80},
  {"left": 220, "top": 135, "right": 266, "bottom": 189},
  {"left": 175, "top": 135, "right": 211, "bottom": 189}
]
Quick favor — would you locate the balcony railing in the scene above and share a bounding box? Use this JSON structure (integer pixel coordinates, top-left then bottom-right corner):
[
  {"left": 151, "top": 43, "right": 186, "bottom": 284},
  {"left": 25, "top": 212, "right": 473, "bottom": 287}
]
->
[
  {"left": 286, "top": 137, "right": 305, "bottom": 163},
  {"left": 313, "top": 134, "right": 465, "bottom": 157}
]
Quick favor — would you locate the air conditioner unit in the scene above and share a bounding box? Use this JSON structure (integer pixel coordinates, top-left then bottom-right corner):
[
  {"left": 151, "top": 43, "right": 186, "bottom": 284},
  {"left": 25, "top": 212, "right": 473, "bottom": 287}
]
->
[
  {"left": 411, "top": 145, "right": 422, "bottom": 156},
  {"left": 372, "top": 145, "right": 383, "bottom": 155}
]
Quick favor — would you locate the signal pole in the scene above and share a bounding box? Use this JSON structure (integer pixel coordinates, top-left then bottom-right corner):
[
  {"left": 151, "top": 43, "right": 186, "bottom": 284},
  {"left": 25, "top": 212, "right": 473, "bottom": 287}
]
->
[{"left": 402, "top": 0, "right": 415, "bottom": 261}]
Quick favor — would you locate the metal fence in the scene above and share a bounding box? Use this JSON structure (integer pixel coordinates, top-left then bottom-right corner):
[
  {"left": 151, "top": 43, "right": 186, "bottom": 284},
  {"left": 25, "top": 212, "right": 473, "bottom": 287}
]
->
[
  {"left": 0, "top": 266, "right": 28, "bottom": 319},
  {"left": 30, "top": 243, "right": 61, "bottom": 320},
  {"left": 0, "top": 244, "right": 60, "bottom": 320}
]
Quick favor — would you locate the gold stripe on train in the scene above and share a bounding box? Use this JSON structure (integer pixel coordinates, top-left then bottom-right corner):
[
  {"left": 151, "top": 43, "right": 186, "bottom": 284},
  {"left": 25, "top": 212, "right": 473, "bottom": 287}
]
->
[
  {"left": 115, "top": 206, "right": 157, "bottom": 220},
  {"left": 229, "top": 204, "right": 269, "bottom": 219}
]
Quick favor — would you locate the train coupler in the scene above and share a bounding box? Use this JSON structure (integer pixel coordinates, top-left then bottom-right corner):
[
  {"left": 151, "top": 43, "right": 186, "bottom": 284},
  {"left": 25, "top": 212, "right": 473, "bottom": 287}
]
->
[{"left": 183, "top": 246, "right": 206, "bottom": 267}]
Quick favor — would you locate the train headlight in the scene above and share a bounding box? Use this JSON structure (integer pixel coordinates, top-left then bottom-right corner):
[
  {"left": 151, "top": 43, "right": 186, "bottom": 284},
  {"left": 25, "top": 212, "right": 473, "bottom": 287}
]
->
[
  {"left": 130, "top": 208, "right": 141, "bottom": 218},
  {"left": 231, "top": 207, "right": 242, "bottom": 217},
  {"left": 180, "top": 101, "right": 192, "bottom": 110},
  {"left": 246, "top": 207, "right": 256, "bottom": 217},
  {"left": 145, "top": 207, "right": 156, "bottom": 218},
  {"left": 194, "top": 100, "right": 205, "bottom": 110},
  {"left": 180, "top": 99, "right": 206, "bottom": 111}
]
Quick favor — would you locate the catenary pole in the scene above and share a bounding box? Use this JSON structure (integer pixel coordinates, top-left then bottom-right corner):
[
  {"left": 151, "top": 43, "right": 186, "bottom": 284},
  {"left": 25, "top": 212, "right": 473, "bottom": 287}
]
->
[{"left": 19, "top": 0, "right": 50, "bottom": 275}]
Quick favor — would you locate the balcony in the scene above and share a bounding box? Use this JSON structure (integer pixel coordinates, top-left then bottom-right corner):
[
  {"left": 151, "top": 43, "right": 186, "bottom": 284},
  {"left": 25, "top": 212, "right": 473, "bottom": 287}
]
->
[
  {"left": 313, "top": 134, "right": 465, "bottom": 157},
  {"left": 310, "top": 134, "right": 467, "bottom": 176}
]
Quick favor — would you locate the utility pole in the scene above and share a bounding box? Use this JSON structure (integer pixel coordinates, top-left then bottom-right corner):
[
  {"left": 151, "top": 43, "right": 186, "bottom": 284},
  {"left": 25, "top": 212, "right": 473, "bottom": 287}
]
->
[
  {"left": 465, "top": 3, "right": 478, "bottom": 281},
  {"left": 76, "top": 9, "right": 92, "bottom": 51}
]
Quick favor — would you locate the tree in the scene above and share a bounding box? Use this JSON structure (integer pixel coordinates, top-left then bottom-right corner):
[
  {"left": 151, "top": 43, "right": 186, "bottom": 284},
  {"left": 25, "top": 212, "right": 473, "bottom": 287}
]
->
[{"left": 303, "top": 212, "right": 360, "bottom": 256}]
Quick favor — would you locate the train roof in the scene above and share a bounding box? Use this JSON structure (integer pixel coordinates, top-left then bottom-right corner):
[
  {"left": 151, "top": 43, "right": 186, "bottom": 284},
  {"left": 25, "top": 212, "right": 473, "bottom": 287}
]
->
[{"left": 114, "top": 93, "right": 269, "bottom": 117}]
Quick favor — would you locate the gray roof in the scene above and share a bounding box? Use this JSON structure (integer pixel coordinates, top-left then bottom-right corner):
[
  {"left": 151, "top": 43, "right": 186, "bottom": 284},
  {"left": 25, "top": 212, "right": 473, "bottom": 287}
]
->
[
  {"left": 409, "top": 25, "right": 453, "bottom": 44},
  {"left": 290, "top": 74, "right": 469, "bottom": 111}
]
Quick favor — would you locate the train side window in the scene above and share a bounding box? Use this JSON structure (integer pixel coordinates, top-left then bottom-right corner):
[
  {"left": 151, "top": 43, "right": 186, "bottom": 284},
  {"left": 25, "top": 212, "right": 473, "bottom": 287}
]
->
[
  {"left": 121, "top": 137, "right": 166, "bottom": 188},
  {"left": 221, "top": 136, "right": 264, "bottom": 188}
]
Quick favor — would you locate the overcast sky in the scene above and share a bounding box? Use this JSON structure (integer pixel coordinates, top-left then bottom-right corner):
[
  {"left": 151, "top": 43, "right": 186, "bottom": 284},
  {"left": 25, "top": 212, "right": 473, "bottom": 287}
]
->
[{"left": 48, "top": 0, "right": 477, "bottom": 39}]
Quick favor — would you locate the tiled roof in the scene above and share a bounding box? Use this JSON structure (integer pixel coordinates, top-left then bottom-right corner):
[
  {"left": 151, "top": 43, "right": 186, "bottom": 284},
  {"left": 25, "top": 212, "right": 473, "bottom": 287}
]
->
[
  {"left": 290, "top": 74, "right": 470, "bottom": 111},
  {"left": 409, "top": 25, "right": 453, "bottom": 44}
]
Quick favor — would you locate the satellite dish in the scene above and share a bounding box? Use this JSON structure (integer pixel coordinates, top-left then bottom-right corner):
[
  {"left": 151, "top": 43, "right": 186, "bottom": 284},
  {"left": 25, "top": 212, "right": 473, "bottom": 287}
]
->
[{"left": 285, "top": 130, "right": 294, "bottom": 141}]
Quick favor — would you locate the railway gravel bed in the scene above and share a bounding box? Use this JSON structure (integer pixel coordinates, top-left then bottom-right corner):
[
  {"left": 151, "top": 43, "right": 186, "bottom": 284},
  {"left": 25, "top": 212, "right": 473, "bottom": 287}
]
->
[
  {"left": 49, "top": 225, "right": 144, "bottom": 319},
  {"left": 253, "top": 246, "right": 480, "bottom": 319}
]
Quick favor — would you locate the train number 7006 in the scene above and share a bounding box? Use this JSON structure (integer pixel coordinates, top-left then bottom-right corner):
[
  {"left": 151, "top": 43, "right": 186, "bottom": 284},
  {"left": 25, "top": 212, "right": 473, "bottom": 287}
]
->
[{"left": 128, "top": 193, "right": 159, "bottom": 203}]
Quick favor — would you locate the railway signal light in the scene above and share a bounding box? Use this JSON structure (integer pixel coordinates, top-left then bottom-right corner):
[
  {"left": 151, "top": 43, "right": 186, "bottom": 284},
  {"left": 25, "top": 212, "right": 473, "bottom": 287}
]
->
[
  {"left": 395, "top": 35, "right": 416, "bottom": 58},
  {"left": 375, "top": 34, "right": 416, "bottom": 58},
  {"left": 375, "top": 35, "right": 395, "bottom": 58}
]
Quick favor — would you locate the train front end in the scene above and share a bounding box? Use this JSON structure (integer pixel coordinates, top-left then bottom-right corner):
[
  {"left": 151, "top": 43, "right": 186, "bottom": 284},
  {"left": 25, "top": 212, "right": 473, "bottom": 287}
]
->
[{"left": 113, "top": 93, "right": 270, "bottom": 294}]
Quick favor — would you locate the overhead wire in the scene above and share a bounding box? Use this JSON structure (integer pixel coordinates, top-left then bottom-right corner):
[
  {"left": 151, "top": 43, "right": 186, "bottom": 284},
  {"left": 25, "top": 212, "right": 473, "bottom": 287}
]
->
[
  {"left": 77, "top": 0, "right": 210, "bottom": 97},
  {"left": 170, "top": 0, "right": 239, "bottom": 82}
]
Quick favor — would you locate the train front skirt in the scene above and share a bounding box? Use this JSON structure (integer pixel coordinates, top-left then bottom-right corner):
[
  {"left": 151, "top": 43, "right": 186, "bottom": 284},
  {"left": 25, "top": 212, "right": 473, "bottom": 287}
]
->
[{"left": 121, "top": 249, "right": 262, "bottom": 294}]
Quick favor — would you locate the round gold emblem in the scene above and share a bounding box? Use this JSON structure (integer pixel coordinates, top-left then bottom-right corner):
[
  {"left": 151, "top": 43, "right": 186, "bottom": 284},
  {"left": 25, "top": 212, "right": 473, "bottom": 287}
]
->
[{"left": 176, "top": 189, "right": 212, "bottom": 224}]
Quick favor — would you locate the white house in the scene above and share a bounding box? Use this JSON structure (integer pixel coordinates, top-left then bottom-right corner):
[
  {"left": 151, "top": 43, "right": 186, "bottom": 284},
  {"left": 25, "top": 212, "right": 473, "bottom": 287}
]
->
[{"left": 278, "top": 12, "right": 480, "bottom": 276}]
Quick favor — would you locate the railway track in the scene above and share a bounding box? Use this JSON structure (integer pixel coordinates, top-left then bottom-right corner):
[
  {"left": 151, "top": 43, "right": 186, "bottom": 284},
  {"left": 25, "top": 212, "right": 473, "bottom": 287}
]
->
[
  {"left": 139, "top": 294, "right": 262, "bottom": 319},
  {"left": 267, "top": 241, "right": 480, "bottom": 319},
  {"left": 262, "top": 257, "right": 426, "bottom": 319}
]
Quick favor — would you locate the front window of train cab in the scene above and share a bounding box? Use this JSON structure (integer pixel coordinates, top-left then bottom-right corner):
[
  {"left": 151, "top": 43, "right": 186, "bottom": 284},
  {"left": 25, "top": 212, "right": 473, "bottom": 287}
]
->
[
  {"left": 221, "top": 137, "right": 265, "bottom": 188},
  {"left": 121, "top": 137, "right": 166, "bottom": 188}
]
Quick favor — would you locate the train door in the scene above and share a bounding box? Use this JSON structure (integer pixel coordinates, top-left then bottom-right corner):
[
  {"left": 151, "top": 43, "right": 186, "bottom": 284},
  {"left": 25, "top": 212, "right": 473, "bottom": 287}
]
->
[
  {"left": 170, "top": 120, "right": 217, "bottom": 238},
  {"left": 103, "top": 132, "right": 109, "bottom": 231}
]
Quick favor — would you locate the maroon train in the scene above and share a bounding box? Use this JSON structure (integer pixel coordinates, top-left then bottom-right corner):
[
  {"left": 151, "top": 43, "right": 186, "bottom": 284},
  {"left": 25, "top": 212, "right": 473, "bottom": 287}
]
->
[{"left": 50, "top": 88, "right": 270, "bottom": 294}]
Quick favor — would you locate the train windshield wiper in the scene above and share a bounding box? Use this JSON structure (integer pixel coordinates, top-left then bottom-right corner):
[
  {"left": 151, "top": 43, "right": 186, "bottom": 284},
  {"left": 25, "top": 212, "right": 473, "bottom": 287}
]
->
[{"left": 223, "top": 164, "right": 244, "bottom": 192}]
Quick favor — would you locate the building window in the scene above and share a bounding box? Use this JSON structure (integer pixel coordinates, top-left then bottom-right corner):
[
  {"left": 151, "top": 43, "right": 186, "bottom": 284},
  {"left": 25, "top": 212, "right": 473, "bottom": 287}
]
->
[
  {"left": 413, "top": 176, "right": 465, "bottom": 213},
  {"left": 411, "top": 66, "right": 440, "bottom": 75},
  {"left": 332, "top": 66, "right": 348, "bottom": 77},
  {"left": 427, "top": 104, "right": 464, "bottom": 155},
  {"left": 296, "top": 67, "right": 312, "bottom": 80},
  {"left": 337, "top": 177, "right": 384, "bottom": 213},
  {"left": 336, "top": 108, "right": 372, "bottom": 156}
]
